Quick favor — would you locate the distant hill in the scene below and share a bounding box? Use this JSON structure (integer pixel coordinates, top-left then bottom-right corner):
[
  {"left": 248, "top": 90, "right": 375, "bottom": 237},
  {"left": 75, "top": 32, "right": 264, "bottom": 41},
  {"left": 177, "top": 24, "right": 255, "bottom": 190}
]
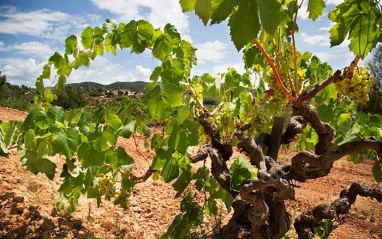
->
[{"left": 68, "top": 81, "right": 148, "bottom": 93}]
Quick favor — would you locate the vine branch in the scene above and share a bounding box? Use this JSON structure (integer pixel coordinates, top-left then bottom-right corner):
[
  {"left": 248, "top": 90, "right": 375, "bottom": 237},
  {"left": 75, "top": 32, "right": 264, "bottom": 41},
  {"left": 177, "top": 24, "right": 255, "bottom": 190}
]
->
[
  {"left": 253, "top": 39, "right": 295, "bottom": 103},
  {"left": 295, "top": 183, "right": 382, "bottom": 239}
]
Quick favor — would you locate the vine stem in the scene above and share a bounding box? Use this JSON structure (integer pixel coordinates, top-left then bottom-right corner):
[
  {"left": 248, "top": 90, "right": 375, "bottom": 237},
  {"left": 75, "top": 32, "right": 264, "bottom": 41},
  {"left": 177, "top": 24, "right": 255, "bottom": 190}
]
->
[
  {"left": 253, "top": 39, "right": 295, "bottom": 103},
  {"left": 132, "top": 134, "right": 149, "bottom": 162},
  {"left": 104, "top": 163, "right": 135, "bottom": 178},
  {"left": 238, "top": 91, "right": 273, "bottom": 128},
  {"left": 291, "top": 3, "right": 300, "bottom": 95},
  {"left": 188, "top": 84, "right": 208, "bottom": 112},
  {"left": 104, "top": 163, "right": 159, "bottom": 183}
]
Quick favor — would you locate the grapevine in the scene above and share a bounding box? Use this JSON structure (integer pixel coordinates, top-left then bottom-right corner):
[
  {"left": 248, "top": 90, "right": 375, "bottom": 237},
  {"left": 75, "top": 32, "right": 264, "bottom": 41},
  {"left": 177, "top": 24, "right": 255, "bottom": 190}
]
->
[
  {"left": 335, "top": 66, "right": 373, "bottom": 104},
  {"left": 249, "top": 110, "right": 270, "bottom": 135},
  {"left": 114, "top": 189, "right": 130, "bottom": 210},
  {"left": 97, "top": 173, "right": 115, "bottom": 201},
  {"left": 0, "top": 1, "right": 381, "bottom": 239},
  {"left": 264, "top": 42, "right": 293, "bottom": 115}
]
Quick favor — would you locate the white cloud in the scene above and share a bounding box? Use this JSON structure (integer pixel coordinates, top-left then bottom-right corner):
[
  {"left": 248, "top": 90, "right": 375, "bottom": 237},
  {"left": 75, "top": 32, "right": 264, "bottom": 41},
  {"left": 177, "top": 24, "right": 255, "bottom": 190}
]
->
[
  {"left": 0, "top": 58, "right": 46, "bottom": 86},
  {"left": 300, "top": 31, "right": 350, "bottom": 49},
  {"left": 326, "top": 0, "right": 343, "bottom": 5},
  {"left": 195, "top": 41, "right": 228, "bottom": 64},
  {"left": 301, "top": 33, "right": 330, "bottom": 47},
  {"left": 212, "top": 62, "right": 245, "bottom": 75},
  {"left": 0, "top": 41, "right": 10, "bottom": 51},
  {"left": 68, "top": 56, "right": 152, "bottom": 85},
  {"left": 298, "top": 1, "right": 309, "bottom": 20},
  {"left": 91, "top": 0, "right": 191, "bottom": 39},
  {"left": 0, "top": 41, "right": 56, "bottom": 60},
  {"left": 0, "top": 6, "right": 96, "bottom": 41},
  {"left": 314, "top": 50, "right": 354, "bottom": 70},
  {"left": 13, "top": 42, "right": 56, "bottom": 60}
]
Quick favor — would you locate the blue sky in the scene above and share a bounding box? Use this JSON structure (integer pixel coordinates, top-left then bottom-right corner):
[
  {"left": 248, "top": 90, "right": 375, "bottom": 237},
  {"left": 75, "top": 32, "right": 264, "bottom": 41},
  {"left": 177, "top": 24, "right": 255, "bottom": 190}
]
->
[{"left": 0, "top": 0, "right": 353, "bottom": 87}]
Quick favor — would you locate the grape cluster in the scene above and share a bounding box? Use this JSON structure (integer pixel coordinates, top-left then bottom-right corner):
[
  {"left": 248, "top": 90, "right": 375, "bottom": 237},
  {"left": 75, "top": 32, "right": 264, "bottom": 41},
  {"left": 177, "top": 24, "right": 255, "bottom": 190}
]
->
[
  {"left": 250, "top": 111, "right": 270, "bottom": 135},
  {"left": 97, "top": 173, "right": 115, "bottom": 200},
  {"left": 335, "top": 66, "right": 373, "bottom": 104},
  {"left": 215, "top": 105, "right": 231, "bottom": 129},
  {"left": 264, "top": 42, "right": 293, "bottom": 115},
  {"left": 190, "top": 83, "right": 203, "bottom": 101},
  {"left": 114, "top": 189, "right": 130, "bottom": 210}
]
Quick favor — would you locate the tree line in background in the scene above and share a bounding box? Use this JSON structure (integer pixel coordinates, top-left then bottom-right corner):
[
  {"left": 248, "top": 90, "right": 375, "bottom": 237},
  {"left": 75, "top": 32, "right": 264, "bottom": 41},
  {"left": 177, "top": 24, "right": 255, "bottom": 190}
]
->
[
  {"left": 1, "top": 43, "right": 381, "bottom": 113},
  {"left": 0, "top": 75, "right": 148, "bottom": 111}
]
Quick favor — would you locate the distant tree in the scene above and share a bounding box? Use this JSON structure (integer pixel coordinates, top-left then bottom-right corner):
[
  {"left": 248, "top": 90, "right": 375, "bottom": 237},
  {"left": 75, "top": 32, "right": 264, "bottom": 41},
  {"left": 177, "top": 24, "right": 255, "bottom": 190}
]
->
[
  {"left": 118, "top": 90, "right": 124, "bottom": 95},
  {"left": 0, "top": 73, "right": 11, "bottom": 99},
  {"left": 364, "top": 44, "right": 382, "bottom": 114},
  {"left": 52, "top": 86, "right": 88, "bottom": 109}
]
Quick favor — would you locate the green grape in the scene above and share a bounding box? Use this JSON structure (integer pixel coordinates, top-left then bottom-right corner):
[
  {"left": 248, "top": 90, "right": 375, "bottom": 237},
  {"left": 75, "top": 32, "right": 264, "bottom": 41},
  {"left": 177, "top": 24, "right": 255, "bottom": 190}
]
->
[
  {"left": 97, "top": 173, "right": 115, "bottom": 200},
  {"left": 335, "top": 66, "right": 373, "bottom": 104},
  {"left": 190, "top": 83, "right": 203, "bottom": 101},
  {"left": 114, "top": 189, "right": 130, "bottom": 210},
  {"left": 250, "top": 111, "right": 270, "bottom": 135},
  {"left": 263, "top": 42, "right": 293, "bottom": 115},
  {"left": 215, "top": 105, "right": 231, "bottom": 129}
]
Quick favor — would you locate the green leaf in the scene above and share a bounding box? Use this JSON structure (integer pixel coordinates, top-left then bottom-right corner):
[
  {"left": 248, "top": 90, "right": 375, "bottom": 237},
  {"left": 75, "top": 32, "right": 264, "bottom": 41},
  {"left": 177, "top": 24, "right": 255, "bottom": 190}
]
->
[
  {"left": 106, "top": 113, "right": 122, "bottom": 130},
  {"left": 164, "top": 24, "right": 181, "bottom": 45},
  {"left": 307, "top": 0, "right": 325, "bottom": 21},
  {"left": 176, "top": 104, "right": 190, "bottom": 124},
  {"left": 229, "top": 157, "right": 255, "bottom": 191},
  {"left": 35, "top": 77, "right": 44, "bottom": 96},
  {"left": 1, "top": 121, "right": 17, "bottom": 147},
  {"left": 228, "top": 0, "right": 260, "bottom": 51},
  {"left": 372, "top": 160, "right": 382, "bottom": 183},
  {"left": 152, "top": 146, "right": 172, "bottom": 170},
  {"left": 78, "top": 142, "right": 105, "bottom": 167},
  {"left": 121, "top": 20, "right": 154, "bottom": 53},
  {"left": 337, "top": 113, "right": 352, "bottom": 135},
  {"left": 49, "top": 52, "right": 68, "bottom": 70},
  {"left": 150, "top": 66, "right": 163, "bottom": 82},
  {"left": 315, "top": 219, "right": 338, "bottom": 239},
  {"left": 145, "top": 85, "right": 172, "bottom": 122},
  {"left": 93, "top": 126, "right": 117, "bottom": 152},
  {"left": 211, "top": 0, "right": 238, "bottom": 24},
  {"left": 142, "top": 125, "right": 152, "bottom": 138},
  {"left": 119, "top": 121, "right": 135, "bottom": 139},
  {"left": 180, "top": 0, "right": 196, "bottom": 12},
  {"left": 338, "top": 125, "right": 361, "bottom": 145},
  {"left": 34, "top": 110, "right": 49, "bottom": 130},
  {"left": 105, "top": 146, "right": 134, "bottom": 169},
  {"left": 65, "top": 35, "right": 78, "bottom": 55},
  {"left": 317, "top": 104, "right": 335, "bottom": 123},
  {"left": 257, "top": 0, "right": 282, "bottom": 34},
  {"left": 328, "top": 0, "right": 382, "bottom": 59},
  {"left": 153, "top": 34, "right": 173, "bottom": 61},
  {"left": 81, "top": 26, "right": 94, "bottom": 49},
  {"left": 195, "top": 0, "right": 212, "bottom": 26},
  {"left": 56, "top": 75, "right": 66, "bottom": 90},
  {"left": 47, "top": 106, "right": 65, "bottom": 124},
  {"left": 151, "top": 134, "right": 164, "bottom": 151},
  {"left": 243, "top": 44, "right": 264, "bottom": 69},
  {"left": 103, "top": 18, "right": 118, "bottom": 33},
  {"left": 52, "top": 128, "right": 81, "bottom": 159},
  {"left": 173, "top": 170, "right": 192, "bottom": 198},
  {"left": 42, "top": 64, "right": 51, "bottom": 79},
  {"left": 315, "top": 84, "right": 337, "bottom": 105},
  {"left": 95, "top": 106, "right": 106, "bottom": 126},
  {"left": 28, "top": 158, "right": 57, "bottom": 180},
  {"left": 206, "top": 197, "right": 218, "bottom": 215},
  {"left": 161, "top": 156, "right": 179, "bottom": 183}
]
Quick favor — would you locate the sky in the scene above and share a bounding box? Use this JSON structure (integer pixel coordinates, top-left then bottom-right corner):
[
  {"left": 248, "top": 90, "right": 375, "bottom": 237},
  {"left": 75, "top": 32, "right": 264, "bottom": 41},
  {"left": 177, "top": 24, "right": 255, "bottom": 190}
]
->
[{"left": 0, "top": 0, "right": 354, "bottom": 87}]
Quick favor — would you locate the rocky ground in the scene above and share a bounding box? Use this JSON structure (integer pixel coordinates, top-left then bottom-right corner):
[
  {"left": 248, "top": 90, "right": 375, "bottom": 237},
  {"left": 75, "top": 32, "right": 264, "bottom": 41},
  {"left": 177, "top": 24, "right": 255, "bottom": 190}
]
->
[{"left": 0, "top": 106, "right": 381, "bottom": 239}]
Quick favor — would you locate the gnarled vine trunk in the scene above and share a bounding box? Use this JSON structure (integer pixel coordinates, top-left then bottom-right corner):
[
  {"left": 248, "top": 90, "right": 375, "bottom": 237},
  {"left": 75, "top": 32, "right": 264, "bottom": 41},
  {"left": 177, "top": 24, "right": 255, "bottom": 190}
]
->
[{"left": 190, "top": 110, "right": 382, "bottom": 239}]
